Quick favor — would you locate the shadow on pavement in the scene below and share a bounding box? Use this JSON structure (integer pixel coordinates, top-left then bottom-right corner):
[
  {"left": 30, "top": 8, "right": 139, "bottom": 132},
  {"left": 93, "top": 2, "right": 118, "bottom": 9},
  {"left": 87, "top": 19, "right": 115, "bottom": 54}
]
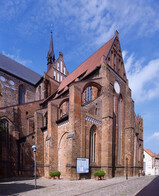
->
[
  {"left": 136, "top": 176, "right": 159, "bottom": 196},
  {"left": 0, "top": 176, "right": 37, "bottom": 183},
  {"left": 0, "top": 182, "right": 46, "bottom": 196}
]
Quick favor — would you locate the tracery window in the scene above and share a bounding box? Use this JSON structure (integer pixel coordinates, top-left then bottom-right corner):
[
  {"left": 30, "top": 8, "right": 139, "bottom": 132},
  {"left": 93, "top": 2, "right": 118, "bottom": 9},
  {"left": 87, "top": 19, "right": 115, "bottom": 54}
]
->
[{"left": 84, "top": 86, "right": 92, "bottom": 103}]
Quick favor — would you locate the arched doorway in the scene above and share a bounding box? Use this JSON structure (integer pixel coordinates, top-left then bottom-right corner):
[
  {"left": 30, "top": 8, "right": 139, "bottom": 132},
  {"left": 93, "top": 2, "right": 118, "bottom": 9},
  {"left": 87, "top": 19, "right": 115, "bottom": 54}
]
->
[{"left": 58, "top": 132, "right": 69, "bottom": 177}]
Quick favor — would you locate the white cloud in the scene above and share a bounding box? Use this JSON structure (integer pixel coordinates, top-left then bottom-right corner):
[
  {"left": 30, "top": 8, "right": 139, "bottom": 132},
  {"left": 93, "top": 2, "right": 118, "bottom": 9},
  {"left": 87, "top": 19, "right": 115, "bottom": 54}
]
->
[
  {"left": 2, "top": 50, "right": 32, "bottom": 68},
  {"left": 124, "top": 52, "right": 159, "bottom": 103},
  {"left": 2, "top": 0, "right": 157, "bottom": 45},
  {"left": 0, "top": 0, "right": 29, "bottom": 21},
  {"left": 146, "top": 132, "right": 159, "bottom": 142}
]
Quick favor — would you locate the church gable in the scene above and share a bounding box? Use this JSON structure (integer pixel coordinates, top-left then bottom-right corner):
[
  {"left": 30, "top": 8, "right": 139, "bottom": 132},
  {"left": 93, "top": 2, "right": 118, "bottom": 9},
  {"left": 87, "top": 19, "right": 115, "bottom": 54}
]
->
[
  {"left": 47, "top": 52, "right": 68, "bottom": 83},
  {"left": 106, "top": 31, "right": 127, "bottom": 81}
]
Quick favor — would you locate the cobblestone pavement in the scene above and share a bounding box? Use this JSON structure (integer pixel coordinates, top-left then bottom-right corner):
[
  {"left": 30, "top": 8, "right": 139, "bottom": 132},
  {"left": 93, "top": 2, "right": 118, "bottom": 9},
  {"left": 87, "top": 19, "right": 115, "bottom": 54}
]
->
[{"left": 0, "top": 175, "right": 157, "bottom": 196}]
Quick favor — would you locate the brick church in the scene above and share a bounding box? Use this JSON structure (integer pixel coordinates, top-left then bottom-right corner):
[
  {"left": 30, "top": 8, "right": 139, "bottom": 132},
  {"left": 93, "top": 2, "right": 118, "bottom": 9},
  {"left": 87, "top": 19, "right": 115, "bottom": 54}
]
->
[{"left": 0, "top": 30, "right": 143, "bottom": 179}]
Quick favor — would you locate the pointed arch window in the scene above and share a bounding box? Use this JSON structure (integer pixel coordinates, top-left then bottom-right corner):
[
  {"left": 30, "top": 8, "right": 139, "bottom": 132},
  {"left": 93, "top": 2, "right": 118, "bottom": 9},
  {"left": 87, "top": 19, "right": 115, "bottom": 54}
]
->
[
  {"left": 90, "top": 125, "right": 96, "bottom": 163},
  {"left": 0, "top": 119, "right": 9, "bottom": 160},
  {"left": 19, "top": 85, "right": 25, "bottom": 104},
  {"left": 44, "top": 112, "right": 48, "bottom": 127},
  {"left": 117, "top": 95, "right": 122, "bottom": 165},
  {"left": 38, "top": 86, "right": 41, "bottom": 100},
  {"left": 84, "top": 86, "right": 92, "bottom": 103}
]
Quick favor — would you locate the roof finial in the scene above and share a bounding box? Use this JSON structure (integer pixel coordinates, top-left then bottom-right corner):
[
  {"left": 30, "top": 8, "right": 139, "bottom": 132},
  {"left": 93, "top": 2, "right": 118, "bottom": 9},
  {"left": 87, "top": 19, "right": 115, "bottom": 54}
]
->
[{"left": 115, "top": 24, "right": 118, "bottom": 31}]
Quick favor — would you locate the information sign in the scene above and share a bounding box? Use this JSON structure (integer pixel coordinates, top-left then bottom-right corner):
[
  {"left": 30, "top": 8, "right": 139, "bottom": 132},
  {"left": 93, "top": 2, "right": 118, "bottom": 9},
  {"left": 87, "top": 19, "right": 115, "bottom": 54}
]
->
[{"left": 76, "top": 158, "right": 89, "bottom": 173}]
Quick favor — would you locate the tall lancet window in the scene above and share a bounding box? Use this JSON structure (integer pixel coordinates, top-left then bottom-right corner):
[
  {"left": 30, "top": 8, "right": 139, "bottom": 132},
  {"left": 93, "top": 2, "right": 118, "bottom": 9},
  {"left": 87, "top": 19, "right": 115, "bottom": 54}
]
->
[
  {"left": 90, "top": 125, "right": 96, "bottom": 163},
  {"left": 0, "top": 119, "right": 9, "bottom": 160},
  {"left": 38, "top": 86, "right": 41, "bottom": 100},
  {"left": 19, "top": 85, "right": 25, "bottom": 104},
  {"left": 117, "top": 95, "right": 122, "bottom": 165}
]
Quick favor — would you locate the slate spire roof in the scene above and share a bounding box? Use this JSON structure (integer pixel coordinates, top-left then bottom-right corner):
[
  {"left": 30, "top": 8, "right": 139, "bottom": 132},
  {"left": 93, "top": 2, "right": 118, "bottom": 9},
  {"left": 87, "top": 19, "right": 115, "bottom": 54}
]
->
[
  {"left": 47, "top": 28, "right": 55, "bottom": 65},
  {"left": 0, "top": 53, "right": 41, "bottom": 85}
]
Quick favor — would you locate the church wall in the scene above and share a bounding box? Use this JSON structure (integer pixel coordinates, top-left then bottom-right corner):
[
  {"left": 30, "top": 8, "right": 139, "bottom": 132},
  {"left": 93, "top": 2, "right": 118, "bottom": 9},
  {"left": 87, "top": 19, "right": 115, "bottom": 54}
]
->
[
  {"left": 0, "top": 71, "right": 36, "bottom": 108},
  {"left": 0, "top": 31, "right": 143, "bottom": 179},
  {"left": 0, "top": 100, "right": 41, "bottom": 177}
]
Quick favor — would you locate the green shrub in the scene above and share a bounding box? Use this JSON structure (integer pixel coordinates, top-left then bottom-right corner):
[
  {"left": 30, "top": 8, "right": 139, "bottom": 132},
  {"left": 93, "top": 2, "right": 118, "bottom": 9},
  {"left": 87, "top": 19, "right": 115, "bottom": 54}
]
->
[
  {"left": 98, "top": 170, "right": 105, "bottom": 177},
  {"left": 50, "top": 171, "right": 61, "bottom": 177},
  {"left": 94, "top": 171, "right": 100, "bottom": 177},
  {"left": 94, "top": 170, "right": 105, "bottom": 177}
]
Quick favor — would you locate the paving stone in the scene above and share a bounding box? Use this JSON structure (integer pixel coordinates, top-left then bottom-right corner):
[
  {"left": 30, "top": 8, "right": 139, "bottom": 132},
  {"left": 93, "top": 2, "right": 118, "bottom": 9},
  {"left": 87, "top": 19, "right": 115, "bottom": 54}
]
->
[{"left": 0, "top": 175, "right": 156, "bottom": 196}]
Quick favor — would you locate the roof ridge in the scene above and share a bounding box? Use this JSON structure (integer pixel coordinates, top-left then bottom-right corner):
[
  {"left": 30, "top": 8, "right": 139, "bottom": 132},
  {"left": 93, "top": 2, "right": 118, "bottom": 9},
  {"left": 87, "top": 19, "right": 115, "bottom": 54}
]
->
[
  {"left": 144, "top": 148, "right": 155, "bottom": 157},
  {"left": 69, "top": 36, "right": 114, "bottom": 76},
  {"left": 57, "top": 36, "right": 115, "bottom": 92},
  {"left": 0, "top": 53, "right": 42, "bottom": 85},
  {"left": 0, "top": 53, "right": 41, "bottom": 77}
]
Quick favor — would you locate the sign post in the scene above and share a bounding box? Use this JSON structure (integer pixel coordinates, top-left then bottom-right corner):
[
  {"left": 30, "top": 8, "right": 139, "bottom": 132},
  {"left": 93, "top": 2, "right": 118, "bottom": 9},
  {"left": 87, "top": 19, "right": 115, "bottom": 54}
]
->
[
  {"left": 32, "top": 145, "right": 37, "bottom": 189},
  {"left": 126, "top": 157, "right": 128, "bottom": 180}
]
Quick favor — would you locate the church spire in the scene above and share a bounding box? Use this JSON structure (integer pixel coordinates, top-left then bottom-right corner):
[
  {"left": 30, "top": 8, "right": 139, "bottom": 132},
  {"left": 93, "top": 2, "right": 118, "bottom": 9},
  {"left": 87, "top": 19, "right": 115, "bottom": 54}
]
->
[{"left": 47, "top": 25, "right": 55, "bottom": 71}]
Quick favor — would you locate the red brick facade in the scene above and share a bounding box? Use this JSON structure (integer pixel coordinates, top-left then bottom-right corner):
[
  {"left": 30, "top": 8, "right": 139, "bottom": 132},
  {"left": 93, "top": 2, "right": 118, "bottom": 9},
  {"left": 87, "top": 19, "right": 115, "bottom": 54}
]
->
[{"left": 0, "top": 31, "right": 143, "bottom": 179}]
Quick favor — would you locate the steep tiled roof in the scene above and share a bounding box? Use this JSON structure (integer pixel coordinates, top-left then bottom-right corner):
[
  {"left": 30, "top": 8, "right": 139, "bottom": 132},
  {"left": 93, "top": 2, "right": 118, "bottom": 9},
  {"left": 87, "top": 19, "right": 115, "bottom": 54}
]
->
[
  {"left": 144, "top": 149, "right": 155, "bottom": 157},
  {"left": 57, "top": 36, "right": 115, "bottom": 92},
  {"left": 0, "top": 54, "right": 41, "bottom": 85}
]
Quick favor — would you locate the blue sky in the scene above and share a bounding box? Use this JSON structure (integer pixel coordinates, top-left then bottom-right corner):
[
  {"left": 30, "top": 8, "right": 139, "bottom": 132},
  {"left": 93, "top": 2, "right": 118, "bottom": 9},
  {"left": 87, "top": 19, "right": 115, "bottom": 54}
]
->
[{"left": 0, "top": 0, "right": 159, "bottom": 153}]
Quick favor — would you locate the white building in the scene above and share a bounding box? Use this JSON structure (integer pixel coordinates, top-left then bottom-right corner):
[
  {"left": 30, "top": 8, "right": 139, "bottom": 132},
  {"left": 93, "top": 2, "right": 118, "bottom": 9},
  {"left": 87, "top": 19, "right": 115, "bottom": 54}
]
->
[
  {"left": 154, "top": 156, "right": 159, "bottom": 175},
  {"left": 143, "top": 149, "right": 159, "bottom": 175}
]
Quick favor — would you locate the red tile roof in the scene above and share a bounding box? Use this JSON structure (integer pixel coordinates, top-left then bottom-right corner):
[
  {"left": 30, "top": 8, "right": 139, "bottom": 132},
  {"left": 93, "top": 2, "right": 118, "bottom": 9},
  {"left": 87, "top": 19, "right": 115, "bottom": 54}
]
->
[
  {"left": 57, "top": 36, "right": 115, "bottom": 92},
  {"left": 144, "top": 149, "right": 155, "bottom": 157}
]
